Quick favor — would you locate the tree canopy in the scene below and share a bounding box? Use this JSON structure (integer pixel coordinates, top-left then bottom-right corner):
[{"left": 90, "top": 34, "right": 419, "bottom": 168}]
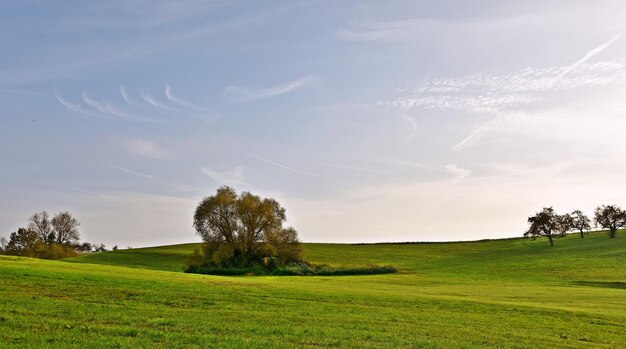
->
[
  {"left": 524, "top": 207, "right": 572, "bottom": 246},
  {"left": 191, "top": 186, "right": 303, "bottom": 269},
  {"left": 51, "top": 211, "right": 81, "bottom": 245},
  {"left": 570, "top": 210, "right": 592, "bottom": 238},
  {"left": 594, "top": 205, "right": 626, "bottom": 238}
]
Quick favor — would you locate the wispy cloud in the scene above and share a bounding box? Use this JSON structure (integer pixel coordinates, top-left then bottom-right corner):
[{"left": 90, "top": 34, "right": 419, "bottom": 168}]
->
[
  {"left": 117, "top": 86, "right": 216, "bottom": 121},
  {"left": 400, "top": 114, "right": 418, "bottom": 142},
  {"left": 311, "top": 161, "right": 386, "bottom": 175},
  {"left": 551, "top": 34, "right": 622, "bottom": 84},
  {"left": 200, "top": 166, "right": 245, "bottom": 186},
  {"left": 383, "top": 62, "right": 625, "bottom": 114},
  {"left": 60, "top": 86, "right": 219, "bottom": 124},
  {"left": 335, "top": 19, "right": 439, "bottom": 42},
  {"left": 444, "top": 163, "right": 471, "bottom": 182},
  {"left": 55, "top": 93, "right": 100, "bottom": 118},
  {"left": 109, "top": 165, "right": 191, "bottom": 192},
  {"left": 247, "top": 152, "right": 345, "bottom": 185},
  {"left": 78, "top": 92, "right": 158, "bottom": 122},
  {"left": 139, "top": 91, "right": 179, "bottom": 112},
  {"left": 125, "top": 139, "right": 172, "bottom": 160},
  {"left": 165, "top": 85, "right": 213, "bottom": 114},
  {"left": 223, "top": 76, "right": 313, "bottom": 103},
  {"left": 381, "top": 59, "right": 626, "bottom": 150},
  {"left": 452, "top": 119, "right": 502, "bottom": 151},
  {"left": 119, "top": 86, "right": 134, "bottom": 105},
  {"left": 68, "top": 187, "right": 108, "bottom": 198},
  {"left": 335, "top": 28, "right": 395, "bottom": 42}
]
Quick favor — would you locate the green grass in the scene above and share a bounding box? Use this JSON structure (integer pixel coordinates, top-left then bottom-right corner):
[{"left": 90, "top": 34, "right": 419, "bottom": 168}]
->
[
  {"left": 2, "top": 231, "right": 626, "bottom": 348},
  {"left": 63, "top": 243, "right": 199, "bottom": 272}
]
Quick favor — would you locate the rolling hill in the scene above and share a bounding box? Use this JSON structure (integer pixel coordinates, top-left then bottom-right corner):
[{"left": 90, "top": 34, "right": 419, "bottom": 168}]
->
[{"left": 1, "top": 232, "right": 625, "bottom": 348}]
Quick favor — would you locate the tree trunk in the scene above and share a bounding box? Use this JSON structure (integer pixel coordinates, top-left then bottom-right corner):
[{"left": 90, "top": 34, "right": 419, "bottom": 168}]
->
[
  {"left": 580, "top": 229, "right": 584, "bottom": 238},
  {"left": 610, "top": 228, "right": 616, "bottom": 238},
  {"left": 548, "top": 235, "right": 554, "bottom": 246}
]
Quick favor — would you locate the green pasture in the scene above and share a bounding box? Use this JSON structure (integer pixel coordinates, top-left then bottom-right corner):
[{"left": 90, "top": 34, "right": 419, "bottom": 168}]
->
[{"left": 1, "top": 231, "right": 625, "bottom": 348}]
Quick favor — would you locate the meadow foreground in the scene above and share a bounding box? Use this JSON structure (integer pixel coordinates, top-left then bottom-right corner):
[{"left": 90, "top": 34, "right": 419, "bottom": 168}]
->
[{"left": 1, "top": 232, "right": 625, "bottom": 348}]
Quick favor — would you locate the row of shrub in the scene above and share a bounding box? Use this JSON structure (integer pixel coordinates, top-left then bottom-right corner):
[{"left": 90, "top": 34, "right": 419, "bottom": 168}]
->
[{"left": 185, "top": 261, "right": 397, "bottom": 276}]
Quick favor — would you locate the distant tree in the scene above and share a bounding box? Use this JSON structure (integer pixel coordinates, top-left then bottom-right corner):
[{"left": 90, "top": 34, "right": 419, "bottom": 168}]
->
[
  {"left": 192, "top": 186, "right": 303, "bottom": 269},
  {"left": 75, "top": 242, "right": 93, "bottom": 253},
  {"left": 5, "top": 228, "right": 40, "bottom": 256},
  {"left": 51, "top": 211, "right": 80, "bottom": 245},
  {"left": 28, "top": 211, "right": 54, "bottom": 244},
  {"left": 524, "top": 207, "right": 572, "bottom": 246},
  {"left": 594, "top": 205, "right": 626, "bottom": 238},
  {"left": 0, "top": 237, "right": 7, "bottom": 253},
  {"left": 5, "top": 211, "right": 83, "bottom": 259},
  {"left": 93, "top": 244, "right": 107, "bottom": 252},
  {"left": 112, "top": 245, "right": 119, "bottom": 251},
  {"left": 570, "top": 210, "right": 592, "bottom": 238}
]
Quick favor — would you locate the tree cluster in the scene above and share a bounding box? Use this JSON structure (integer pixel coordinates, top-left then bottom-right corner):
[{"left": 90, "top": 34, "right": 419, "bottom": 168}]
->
[
  {"left": 524, "top": 204, "right": 626, "bottom": 246},
  {"left": 0, "top": 211, "right": 108, "bottom": 259},
  {"left": 187, "top": 186, "right": 303, "bottom": 273}
]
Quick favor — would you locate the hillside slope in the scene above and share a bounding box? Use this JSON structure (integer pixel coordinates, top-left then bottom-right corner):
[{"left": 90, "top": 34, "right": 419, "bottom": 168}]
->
[
  {"left": 65, "top": 231, "right": 626, "bottom": 283},
  {"left": 1, "top": 232, "right": 625, "bottom": 348}
]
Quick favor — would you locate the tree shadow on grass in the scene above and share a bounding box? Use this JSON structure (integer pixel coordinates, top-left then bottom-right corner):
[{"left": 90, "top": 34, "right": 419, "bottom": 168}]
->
[{"left": 572, "top": 281, "right": 626, "bottom": 290}]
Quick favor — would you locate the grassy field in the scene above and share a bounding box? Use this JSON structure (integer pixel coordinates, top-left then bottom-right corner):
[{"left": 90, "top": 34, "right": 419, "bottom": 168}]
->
[{"left": 1, "top": 232, "right": 626, "bottom": 348}]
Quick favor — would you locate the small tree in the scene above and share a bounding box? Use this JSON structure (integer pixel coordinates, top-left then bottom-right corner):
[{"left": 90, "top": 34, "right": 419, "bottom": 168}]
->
[
  {"left": 28, "top": 211, "right": 54, "bottom": 244},
  {"left": 0, "top": 237, "right": 7, "bottom": 252},
  {"left": 524, "top": 207, "right": 572, "bottom": 246},
  {"left": 0, "top": 237, "right": 8, "bottom": 254},
  {"left": 51, "top": 211, "right": 80, "bottom": 245},
  {"left": 570, "top": 210, "right": 591, "bottom": 238},
  {"left": 594, "top": 205, "right": 626, "bottom": 238},
  {"left": 75, "top": 242, "right": 93, "bottom": 253}
]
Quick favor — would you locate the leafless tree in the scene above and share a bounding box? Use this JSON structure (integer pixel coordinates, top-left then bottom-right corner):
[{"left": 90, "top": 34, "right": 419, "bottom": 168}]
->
[
  {"left": 0, "top": 237, "right": 7, "bottom": 252},
  {"left": 28, "top": 211, "right": 54, "bottom": 244},
  {"left": 51, "top": 211, "right": 81, "bottom": 245}
]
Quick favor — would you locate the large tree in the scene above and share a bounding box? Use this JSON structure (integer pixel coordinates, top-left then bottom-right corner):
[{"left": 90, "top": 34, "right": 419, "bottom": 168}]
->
[
  {"left": 594, "top": 205, "right": 626, "bottom": 238},
  {"left": 51, "top": 211, "right": 81, "bottom": 245},
  {"left": 570, "top": 210, "right": 591, "bottom": 238},
  {"left": 193, "top": 186, "right": 303, "bottom": 268},
  {"left": 28, "top": 211, "right": 54, "bottom": 244},
  {"left": 524, "top": 207, "right": 572, "bottom": 246}
]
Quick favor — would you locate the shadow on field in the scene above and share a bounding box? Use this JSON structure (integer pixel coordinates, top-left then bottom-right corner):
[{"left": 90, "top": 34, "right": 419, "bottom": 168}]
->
[{"left": 573, "top": 281, "right": 626, "bottom": 290}]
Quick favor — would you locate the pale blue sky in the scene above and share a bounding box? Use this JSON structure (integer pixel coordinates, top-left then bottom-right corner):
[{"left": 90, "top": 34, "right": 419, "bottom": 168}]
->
[{"left": 2, "top": 1, "right": 626, "bottom": 247}]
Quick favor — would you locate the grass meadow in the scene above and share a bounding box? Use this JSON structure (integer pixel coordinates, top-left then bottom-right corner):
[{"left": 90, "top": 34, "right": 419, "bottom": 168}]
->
[{"left": 1, "top": 231, "right": 625, "bottom": 348}]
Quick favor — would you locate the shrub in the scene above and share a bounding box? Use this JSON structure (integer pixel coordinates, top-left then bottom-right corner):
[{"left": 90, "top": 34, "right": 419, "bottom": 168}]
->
[
  {"left": 184, "top": 265, "right": 247, "bottom": 275},
  {"left": 185, "top": 261, "right": 397, "bottom": 277}
]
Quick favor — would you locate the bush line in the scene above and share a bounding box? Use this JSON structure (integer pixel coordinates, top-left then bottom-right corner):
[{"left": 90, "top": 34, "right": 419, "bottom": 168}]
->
[{"left": 185, "top": 262, "right": 397, "bottom": 276}]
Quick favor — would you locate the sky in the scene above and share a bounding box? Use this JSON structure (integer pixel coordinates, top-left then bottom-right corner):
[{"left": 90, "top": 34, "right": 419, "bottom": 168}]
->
[{"left": 1, "top": 1, "right": 626, "bottom": 247}]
